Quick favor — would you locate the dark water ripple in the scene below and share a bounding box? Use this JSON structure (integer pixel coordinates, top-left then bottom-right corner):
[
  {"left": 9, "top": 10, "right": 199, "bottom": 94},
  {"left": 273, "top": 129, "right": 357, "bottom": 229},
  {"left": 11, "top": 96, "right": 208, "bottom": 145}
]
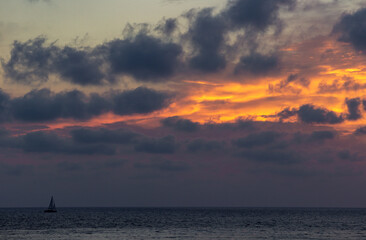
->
[{"left": 1, "top": 208, "right": 366, "bottom": 239}]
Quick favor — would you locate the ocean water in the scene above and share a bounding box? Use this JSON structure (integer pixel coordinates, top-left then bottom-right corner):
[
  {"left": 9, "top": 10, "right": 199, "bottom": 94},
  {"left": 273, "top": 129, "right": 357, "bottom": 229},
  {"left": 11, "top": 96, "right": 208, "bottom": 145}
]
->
[{"left": 1, "top": 208, "right": 366, "bottom": 239}]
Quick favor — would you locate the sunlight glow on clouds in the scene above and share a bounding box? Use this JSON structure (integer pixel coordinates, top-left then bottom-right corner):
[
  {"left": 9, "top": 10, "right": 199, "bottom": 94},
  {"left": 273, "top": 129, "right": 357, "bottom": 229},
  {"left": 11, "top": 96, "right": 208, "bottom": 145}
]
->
[{"left": 2, "top": 0, "right": 366, "bottom": 207}]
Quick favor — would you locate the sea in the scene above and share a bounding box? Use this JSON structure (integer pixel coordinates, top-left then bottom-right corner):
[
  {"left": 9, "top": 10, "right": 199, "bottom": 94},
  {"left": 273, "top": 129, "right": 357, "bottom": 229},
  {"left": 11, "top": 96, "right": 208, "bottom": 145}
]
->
[{"left": 1, "top": 208, "right": 366, "bottom": 239}]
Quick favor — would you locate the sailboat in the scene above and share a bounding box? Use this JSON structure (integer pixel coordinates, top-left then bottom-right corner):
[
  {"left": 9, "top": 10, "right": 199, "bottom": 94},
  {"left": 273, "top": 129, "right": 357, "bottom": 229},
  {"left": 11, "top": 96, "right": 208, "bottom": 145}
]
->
[{"left": 44, "top": 196, "right": 57, "bottom": 213}]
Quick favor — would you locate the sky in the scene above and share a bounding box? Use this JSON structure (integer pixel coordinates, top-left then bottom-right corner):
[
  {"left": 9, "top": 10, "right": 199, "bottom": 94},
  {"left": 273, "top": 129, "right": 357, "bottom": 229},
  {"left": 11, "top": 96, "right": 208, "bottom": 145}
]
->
[{"left": 1, "top": 0, "right": 366, "bottom": 207}]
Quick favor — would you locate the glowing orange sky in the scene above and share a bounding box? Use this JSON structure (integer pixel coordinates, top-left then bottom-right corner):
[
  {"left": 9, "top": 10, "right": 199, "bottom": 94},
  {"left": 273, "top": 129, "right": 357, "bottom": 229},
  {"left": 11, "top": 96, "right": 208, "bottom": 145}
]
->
[{"left": 13, "top": 35, "right": 359, "bottom": 136}]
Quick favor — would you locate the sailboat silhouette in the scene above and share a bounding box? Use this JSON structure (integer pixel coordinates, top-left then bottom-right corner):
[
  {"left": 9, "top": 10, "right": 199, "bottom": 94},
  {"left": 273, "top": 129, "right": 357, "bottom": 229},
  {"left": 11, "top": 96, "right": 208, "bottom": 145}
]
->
[{"left": 44, "top": 196, "right": 57, "bottom": 213}]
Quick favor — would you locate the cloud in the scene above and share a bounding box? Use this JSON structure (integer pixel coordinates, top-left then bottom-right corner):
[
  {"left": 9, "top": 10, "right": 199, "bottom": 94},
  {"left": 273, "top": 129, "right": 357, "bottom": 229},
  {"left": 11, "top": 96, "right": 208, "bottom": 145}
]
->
[
  {"left": 309, "top": 130, "right": 335, "bottom": 141},
  {"left": 134, "top": 158, "right": 189, "bottom": 172},
  {"left": 2, "top": 34, "right": 182, "bottom": 85},
  {"left": 232, "top": 131, "right": 281, "bottom": 148},
  {"left": 333, "top": 8, "right": 366, "bottom": 52},
  {"left": 112, "top": 87, "right": 170, "bottom": 115},
  {"left": 71, "top": 128, "right": 139, "bottom": 144},
  {"left": 278, "top": 99, "right": 362, "bottom": 124},
  {"left": 186, "top": 139, "right": 224, "bottom": 152},
  {"left": 0, "top": 127, "right": 143, "bottom": 156},
  {"left": 0, "top": 87, "right": 170, "bottom": 122},
  {"left": 2, "top": 38, "right": 56, "bottom": 84},
  {"left": 155, "top": 18, "right": 178, "bottom": 36},
  {"left": 224, "top": 0, "right": 296, "bottom": 31},
  {"left": 186, "top": 8, "right": 227, "bottom": 72},
  {"left": 10, "top": 89, "right": 107, "bottom": 122},
  {"left": 297, "top": 104, "right": 344, "bottom": 124},
  {"left": 234, "top": 53, "right": 279, "bottom": 75},
  {"left": 134, "top": 135, "right": 177, "bottom": 154},
  {"left": 317, "top": 78, "right": 366, "bottom": 93},
  {"left": 57, "top": 161, "right": 83, "bottom": 172},
  {"left": 19, "top": 131, "right": 116, "bottom": 155},
  {"left": 293, "top": 131, "right": 336, "bottom": 145},
  {"left": 100, "top": 159, "right": 127, "bottom": 169},
  {"left": 161, "top": 116, "right": 199, "bottom": 132},
  {"left": 238, "top": 149, "right": 303, "bottom": 165},
  {"left": 74, "top": 158, "right": 127, "bottom": 171},
  {"left": 269, "top": 74, "right": 310, "bottom": 93},
  {"left": 185, "top": 0, "right": 294, "bottom": 74},
  {"left": 346, "top": 98, "right": 362, "bottom": 120},
  {"left": 0, "top": 163, "right": 33, "bottom": 176},
  {"left": 277, "top": 107, "right": 298, "bottom": 121},
  {"left": 0, "top": 90, "right": 10, "bottom": 122},
  {"left": 3, "top": 0, "right": 297, "bottom": 85},
  {"left": 53, "top": 46, "right": 105, "bottom": 85},
  {"left": 337, "top": 150, "right": 361, "bottom": 162},
  {"left": 105, "top": 34, "right": 182, "bottom": 81},
  {"left": 1, "top": 37, "right": 106, "bottom": 86},
  {"left": 354, "top": 126, "right": 366, "bottom": 135}
]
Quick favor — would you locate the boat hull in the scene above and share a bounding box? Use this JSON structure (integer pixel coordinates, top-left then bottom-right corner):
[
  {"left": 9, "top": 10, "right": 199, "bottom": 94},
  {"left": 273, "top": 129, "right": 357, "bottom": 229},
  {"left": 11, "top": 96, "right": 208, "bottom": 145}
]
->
[{"left": 44, "top": 209, "right": 57, "bottom": 213}]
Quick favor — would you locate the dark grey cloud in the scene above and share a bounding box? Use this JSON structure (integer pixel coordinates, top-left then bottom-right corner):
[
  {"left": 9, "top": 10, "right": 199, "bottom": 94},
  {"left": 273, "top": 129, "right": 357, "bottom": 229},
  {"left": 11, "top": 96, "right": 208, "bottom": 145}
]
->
[
  {"left": 362, "top": 99, "right": 366, "bottom": 112},
  {"left": 186, "top": 139, "right": 224, "bottom": 152},
  {"left": 293, "top": 131, "right": 335, "bottom": 144},
  {"left": 333, "top": 8, "right": 366, "bottom": 52},
  {"left": 277, "top": 107, "right": 298, "bottom": 121},
  {"left": 134, "top": 158, "right": 189, "bottom": 172},
  {"left": 338, "top": 150, "right": 361, "bottom": 162},
  {"left": 3, "top": 0, "right": 297, "bottom": 86},
  {"left": 53, "top": 46, "right": 105, "bottom": 85},
  {"left": 0, "top": 89, "right": 10, "bottom": 122},
  {"left": 1, "top": 38, "right": 56, "bottom": 84},
  {"left": 2, "top": 34, "right": 182, "bottom": 85},
  {"left": 309, "top": 130, "right": 335, "bottom": 141},
  {"left": 134, "top": 135, "right": 177, "bottom": 154},
  {"left": 155, "top": 18, "right": 178, "bottom": 36},
  {"left": 285, "top": 74, "right": 309, "bottom": 87},
  {"left": 346, "top": 98, "right": 362, "bottom": 121},
  {"left": 225, "top": 0, "right": 296, "bottom": 31},
  {"left": 54, "top": 158, "right": 127, "bottom": 173},
  {"left": 0, "top": 127, "right": 141, "bottom": 156},
  {"left": 10, "top": 89, "right": 107, "bottom": 122},
  {"left": 238, "top": 149, "right": 303, "bottom": 165},
  {"left": 0, "top": 87, "right": 170, "bottom": 122},
  {"left": 57, "top": 161, "right": 83, "bottom": 172},
  {"left": 71, "top": 128, "right": 139, "bottom": 144},
  {"left": 185, "top": 0, "right": 294, "bottom": 74},
  {"left": 317, "top": 78, "right": 366, "bottom": 93},
  {"left": 204, "top": 117, "right": 254, "bottom": 130},
  {"left": 100, "top": 159, "right": 127, "bottom": 169},
  {"left": 19, "top": 131, "right": 116, "bottom": 155},
  {"left": 278, "top": 100, "right": 360, "bottom": 124},
  {"left": 2, "top": 117, "right": 366, "bottom": 207},
  {"left": 112, "top": 87, "right": 170, "bottom": 115},
  {"left": 105, "top": 34, "right": 182, "bottom": 81},
  {"left": 76, "top": 158, "right": 127, "bottom": 171},
  {"left": 232, "top": 131, "right": 281, "bottom": 148},
  {"left": 269, "top": 74, "right": 310, "bottom": 93},
  {"left": 0, "top": 163, "right": 33, "bottom": 176},
  {"left": 187, "top": 8, "right": 227, "bottom": 72},
  {"left": 161, "top": 116, "right": 199, "bottom": 132},
  {"left": 297, "top": 104, "right": 344, "bottom": 124},
  {"left": 355, "top": 126, "right": 366, "bottom": 135},
  {"left": 235, "top": 53, "right": 278, "bottom": 75},
  {"left": 1, "top": 37, "right": 106, "bottom": 86},
  {"left": 226, "top": 0, "right": 295, "bottom": 75}
]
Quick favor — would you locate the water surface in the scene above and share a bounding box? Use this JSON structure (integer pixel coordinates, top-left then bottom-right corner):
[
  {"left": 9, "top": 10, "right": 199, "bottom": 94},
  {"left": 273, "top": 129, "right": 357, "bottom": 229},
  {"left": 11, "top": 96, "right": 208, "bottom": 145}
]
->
[{"left": 1, "top": 208, "right": 366, "bottom": 239}]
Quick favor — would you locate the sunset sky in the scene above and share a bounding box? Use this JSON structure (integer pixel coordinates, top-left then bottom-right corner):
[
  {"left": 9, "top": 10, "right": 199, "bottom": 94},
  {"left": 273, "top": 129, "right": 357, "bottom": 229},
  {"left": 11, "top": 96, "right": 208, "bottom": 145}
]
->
[{"left": 2, "top": 0, "right": 366, "bottom": 207}]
